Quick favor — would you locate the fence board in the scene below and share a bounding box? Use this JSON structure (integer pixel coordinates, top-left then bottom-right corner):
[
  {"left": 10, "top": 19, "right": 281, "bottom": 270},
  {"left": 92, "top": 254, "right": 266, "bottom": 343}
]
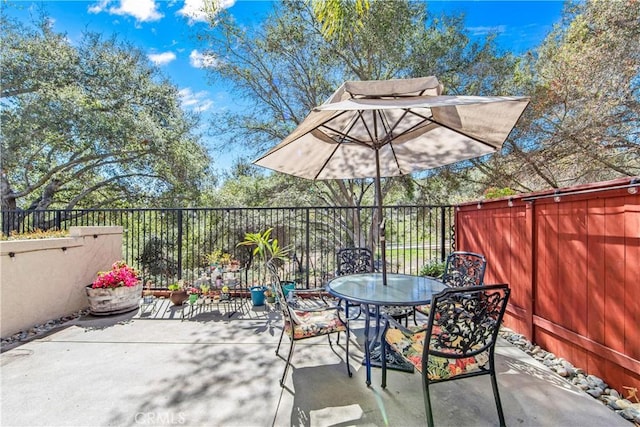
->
[
  {"left": 559, "top": 200, "right": 588, "bottom": 336},
  {"left": 603, "top": 200, "right": 627, "bottom": 355},
  {"left": 586, "top": 199, "right": 606, "bottom": 348},
  {"left": 624, "top": 196, "right": 640, "bottom": 360},
  {"left": 455, "top": 178, "right": 640, "bottom": 394},
  {"left": 535, "top": 203, "right": 559, "bottom": 324}
]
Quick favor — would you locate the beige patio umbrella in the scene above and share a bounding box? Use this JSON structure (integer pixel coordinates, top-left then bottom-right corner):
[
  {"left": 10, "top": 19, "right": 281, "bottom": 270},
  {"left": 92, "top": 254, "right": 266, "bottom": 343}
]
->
[{"left": 254, "top": 76, "right": 530, "bottom": 285}]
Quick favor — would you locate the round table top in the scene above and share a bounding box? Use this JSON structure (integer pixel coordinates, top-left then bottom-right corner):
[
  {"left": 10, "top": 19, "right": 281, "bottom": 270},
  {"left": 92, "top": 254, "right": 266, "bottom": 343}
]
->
[{"left": 326, "top": 272, "right": 446, "bottom": 306}]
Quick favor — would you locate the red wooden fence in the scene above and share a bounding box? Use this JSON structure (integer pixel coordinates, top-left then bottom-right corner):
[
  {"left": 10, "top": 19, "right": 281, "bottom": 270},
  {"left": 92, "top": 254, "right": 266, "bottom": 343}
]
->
[{"left": 455, "top": 177, "right": 639, "bottom": 394}]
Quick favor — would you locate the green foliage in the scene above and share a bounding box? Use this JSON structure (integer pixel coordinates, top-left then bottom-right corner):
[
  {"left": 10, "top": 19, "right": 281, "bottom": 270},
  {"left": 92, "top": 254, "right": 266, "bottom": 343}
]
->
[
  {"left": 237, "top": 227, "right": 291, "bottom": 283},
  {"left": 201, "top": 1, "right": 516, "bottom": 155},
  {"left": 311, "top": 0, "right": 370, "bottom": 43},
  {"left": 419, "top": 260, "right": 446, "bottom": 278},
  {"left": 0, "top": 229, "right": 68, "bottom": 241},
  {"left": 137, "top": 237, "right": 178, "bottom": 282},
  {"left": 237, "top": 228, "right": 290, "bottom": 264},
  {"left": 199, "top": 0, "right": 517, "bottom": 211},
  {"left": 477, "top": 0, "right": 640, "bottom": 191},
  {"left": 483, "top": 187, "right": 517, "bottom": 199},
  {"left": 168, "top": 281, "right": 184, "bottom": 291},
  {"left": 205, "top": 249, "right": 235, "bottom": 266},
  {"left": 0, "top": 11, "right": 212, "bottom": 212}
]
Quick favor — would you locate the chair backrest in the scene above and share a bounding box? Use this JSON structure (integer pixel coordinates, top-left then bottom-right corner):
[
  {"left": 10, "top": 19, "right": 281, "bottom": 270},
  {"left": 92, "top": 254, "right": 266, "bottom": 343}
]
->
[
  {"left": 336, "top": 247, "right": 373, "bottom": 276},
  {"left": 442, "top": 251, "right": 487, "bottom": 287},
  {"left": 425, "top": 284, "right": 510, "bottom": 360},
  {"left": 267, "top": 262, "right": 296, "bottom": 325}
]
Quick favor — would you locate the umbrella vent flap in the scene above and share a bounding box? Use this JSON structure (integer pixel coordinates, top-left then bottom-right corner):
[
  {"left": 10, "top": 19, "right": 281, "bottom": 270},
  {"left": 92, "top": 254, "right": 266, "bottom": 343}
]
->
[{"left": 327, "top": 76, "right": 443, "bottom": 103}]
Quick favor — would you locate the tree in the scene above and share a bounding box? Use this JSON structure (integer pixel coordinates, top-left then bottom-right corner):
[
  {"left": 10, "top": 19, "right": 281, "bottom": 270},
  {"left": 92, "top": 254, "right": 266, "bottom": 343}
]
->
[
  {"left": 0, "top": 12, "right": 212, "bottom": 220},
  {"left": 196, "top": 0, "right": 517, "bottom": 248},
  {"left": 476, "top": 0, "right": 640, "bottom": 191}
]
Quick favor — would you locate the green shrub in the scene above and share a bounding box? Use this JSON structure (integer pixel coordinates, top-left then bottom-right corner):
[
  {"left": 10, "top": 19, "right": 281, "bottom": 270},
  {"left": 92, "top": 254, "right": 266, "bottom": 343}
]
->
[
  {"left": 420, "top": 259, "right": 445, "bottom": 278},
  {"left": 0, "top": 229, "right": 68, "bottom": 241},
  {"left": 483, "top": 187, "right": 517, "bottom": 199}
]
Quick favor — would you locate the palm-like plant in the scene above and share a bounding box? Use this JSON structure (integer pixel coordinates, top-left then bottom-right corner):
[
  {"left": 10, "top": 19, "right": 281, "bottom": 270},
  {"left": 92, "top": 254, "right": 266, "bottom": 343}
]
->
[{"left": 237, "top": 228, "right": 290, "bottom": 284}]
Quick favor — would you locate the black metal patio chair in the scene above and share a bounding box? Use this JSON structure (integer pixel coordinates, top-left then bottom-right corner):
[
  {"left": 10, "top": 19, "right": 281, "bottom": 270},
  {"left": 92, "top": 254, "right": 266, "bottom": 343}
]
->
[
  {"left": 414, "top": 251, "right": 487, "bottom": 323},
  {"left": 335, "top": 247, "right": 373, "bottom": 320},
  {"left": 382, "top": 284, "right": 510, "bottom": 427},
  {"left": 268, "top": 262, "right": 352, "bottom": 387},
  {"left": 336, "top": 247, "right": 374, "bottom": 276},
  {"left": 336, "top": 247, "right": 413, "bottom": 325},
  {"left": 441, "top": 251, "right": 487, "bottom": 287}
]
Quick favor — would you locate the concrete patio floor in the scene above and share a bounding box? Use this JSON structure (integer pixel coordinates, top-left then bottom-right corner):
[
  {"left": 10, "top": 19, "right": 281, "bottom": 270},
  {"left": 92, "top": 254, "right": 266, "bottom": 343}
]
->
[{"left": 0, "top": 299, "right": 630, "bottom": 427}]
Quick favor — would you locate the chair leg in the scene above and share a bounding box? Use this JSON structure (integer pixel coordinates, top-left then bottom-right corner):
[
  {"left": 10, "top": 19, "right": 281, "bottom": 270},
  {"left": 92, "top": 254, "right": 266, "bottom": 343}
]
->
[
  {"left": 280, "top": 340, "right": 295, "bottom": 387},
  {"left": 414, "top": 307, "right": 428, "bottom": 326},
  {"left": 381, "top": 335, "right": 387, "bottom": 388},
  {"left": 327, "top": 334, "right": 334, "bottom": 347},
  {"left": 490, "top": 367, "right": 506, "bottom": 427},
  {"left": 345, "top": 327, "right": 352, "bottom": 377},
  {"left": 275, "top": 327, "right": 285, "bottom": 356},
  {"left": 422, "top": 377, "right": 435, "bottom": 427},
  {"left": 327, "top": 331, "right": 352, "bottom": 378}
]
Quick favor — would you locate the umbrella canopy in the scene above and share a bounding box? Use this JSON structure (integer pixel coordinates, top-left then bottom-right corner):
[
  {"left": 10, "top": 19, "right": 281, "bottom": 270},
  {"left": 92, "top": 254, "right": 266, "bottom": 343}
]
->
[
  {"left": 255, "top": 76, "right": 529, "bottom": 180},
  {"left": 254, "top": 76, "right": 530, "bottom": 284}
]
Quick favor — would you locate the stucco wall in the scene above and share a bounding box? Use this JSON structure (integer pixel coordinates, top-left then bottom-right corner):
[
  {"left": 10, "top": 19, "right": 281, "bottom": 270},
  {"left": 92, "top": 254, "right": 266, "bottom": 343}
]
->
[{"left": 0, "top": 226, "right": 123, "bottom": 337}]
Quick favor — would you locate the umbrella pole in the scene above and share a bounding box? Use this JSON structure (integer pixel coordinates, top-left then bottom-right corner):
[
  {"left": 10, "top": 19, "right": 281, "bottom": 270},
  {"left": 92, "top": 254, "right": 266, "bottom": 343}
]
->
[{"left": 375, "top": 148, "right": 387, "bottom": 286}]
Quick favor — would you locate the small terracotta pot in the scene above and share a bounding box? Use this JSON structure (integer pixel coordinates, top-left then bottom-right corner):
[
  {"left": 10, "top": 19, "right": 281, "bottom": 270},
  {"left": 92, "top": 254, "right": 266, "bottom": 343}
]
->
[
  {"left": 169, "top": 290, "right": 188, "bottom": 305},
  {"left": 152, "top": 290, "right": 171, "bottom": 298}
]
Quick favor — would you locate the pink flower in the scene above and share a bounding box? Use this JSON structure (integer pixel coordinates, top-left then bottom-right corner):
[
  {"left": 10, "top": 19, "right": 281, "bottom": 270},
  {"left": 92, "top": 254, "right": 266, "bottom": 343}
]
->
[{"left": 92, "top": 261, "right": 139, "bottom": 289}]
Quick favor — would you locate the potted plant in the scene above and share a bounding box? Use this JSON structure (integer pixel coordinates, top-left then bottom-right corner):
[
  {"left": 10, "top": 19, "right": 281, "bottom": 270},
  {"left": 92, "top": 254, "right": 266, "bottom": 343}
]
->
[
  {"left": 85, "top": 261, "right": 143, "bottom": 315},
  {"left": 206, "top": 249, "right": 237, "bottom": 271},
  {"left": 168, "top": 280, "right": 189, "bottom": 306},
  {"left": 237, "top": 228, "right": 290, "bottom": 306},
  {"left": 220, "top": 285, "right": 230, "bottom": 300},
  {"left": 229, "top": 258, "right": 241, "bottom": 271},
  {"left": 200, "top": 283, "right": 212, "bottom": 304},
  {"left": 186, "top": 286, "right": 200, "bottom": 304},
  {"left": 142, "top": 281, "right": 155, "bottom": 305},
  {"left": 264, "top": 288, "right": 276, "bottom": 304}
]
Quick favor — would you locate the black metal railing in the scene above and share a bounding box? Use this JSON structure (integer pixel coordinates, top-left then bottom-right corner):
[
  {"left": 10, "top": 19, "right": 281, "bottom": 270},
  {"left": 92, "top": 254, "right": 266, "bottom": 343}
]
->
[{"left": 1, "top": 205, "right": 455, "bottom": 288}]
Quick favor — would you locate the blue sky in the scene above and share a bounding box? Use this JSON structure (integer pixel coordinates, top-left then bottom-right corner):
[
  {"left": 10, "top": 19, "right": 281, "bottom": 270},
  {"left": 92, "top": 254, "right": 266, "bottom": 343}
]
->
[{"left": 4, "top": 0, "right": 565, "bottom": 173}]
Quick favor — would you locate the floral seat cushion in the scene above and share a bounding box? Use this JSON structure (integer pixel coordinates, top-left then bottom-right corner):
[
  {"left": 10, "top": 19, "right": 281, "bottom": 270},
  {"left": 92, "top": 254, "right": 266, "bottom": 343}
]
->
[
  {"left": 415, "top": 303, "right": 431, "bottom": 315},
  {"left": 385, "top": 327, "right": 489, "bottom": 380},
  {"left": 285, "top": 309, "right": 347, "bottom": 340}
]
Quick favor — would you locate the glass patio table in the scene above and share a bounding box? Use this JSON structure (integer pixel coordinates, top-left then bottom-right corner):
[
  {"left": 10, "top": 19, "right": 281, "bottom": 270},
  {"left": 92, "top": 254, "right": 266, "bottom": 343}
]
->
[{"left": 326, "top": 272, "right": 447, "bottom": 386}]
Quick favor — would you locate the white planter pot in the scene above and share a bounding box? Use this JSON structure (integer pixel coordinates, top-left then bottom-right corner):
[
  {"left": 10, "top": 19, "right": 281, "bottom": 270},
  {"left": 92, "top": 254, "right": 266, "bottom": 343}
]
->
[{"left": 85, "top": 283, "right": 143, "bottom": 315}]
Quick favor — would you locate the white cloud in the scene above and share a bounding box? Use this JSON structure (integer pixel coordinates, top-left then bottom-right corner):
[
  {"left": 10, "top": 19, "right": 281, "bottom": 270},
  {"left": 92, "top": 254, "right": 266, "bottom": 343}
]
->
[
  {"left": 88, "top": 0, "right": 163, "bottom": 23},
  {"left": 88, "top": 0, "right": 109, "bottom": 14},
  {"left": 179, "top": 88, "right": 214, "bottom": 113},
  {"left": 467, "top": 25, "right": 506, "bottom": 37},
  {"left": 189, "top": 50, "right": 219, "bottom": 69},
  {"left": 178, "top": 0, "right": 236, "bottom": 24},
  {"left": 148, "top": 51, "right": 176, "bottom": 66}
]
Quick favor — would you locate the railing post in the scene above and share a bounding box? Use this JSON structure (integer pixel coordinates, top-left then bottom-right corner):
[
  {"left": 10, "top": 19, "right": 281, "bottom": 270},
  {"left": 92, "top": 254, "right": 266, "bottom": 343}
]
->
[
  {"left": 1, "top": 210, "right": 7, "bottom": 236},
  {"left": 55, "top": 210, "right": 62, "bottom": 230},
  {"left": 177, "top": 209, "right": 183, "bottom": 280},
  {"left": 449, "top": 206, "right": 456, "bottom": 253},
  {"left": 305, "top": 208, "right": 310, "bottom": 289},
  {"left": 440, "top": 206, "right": 446, "bottom": 262}
]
